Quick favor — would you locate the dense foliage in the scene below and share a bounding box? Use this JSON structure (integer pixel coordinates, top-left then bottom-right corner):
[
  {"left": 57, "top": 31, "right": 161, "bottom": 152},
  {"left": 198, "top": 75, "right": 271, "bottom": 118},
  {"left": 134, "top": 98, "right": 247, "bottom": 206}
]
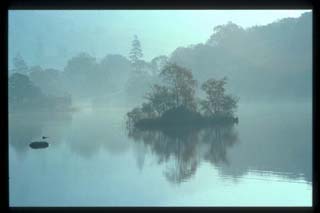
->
[{"left": 126, "top": 63, "right": 238, "bottom": 127}]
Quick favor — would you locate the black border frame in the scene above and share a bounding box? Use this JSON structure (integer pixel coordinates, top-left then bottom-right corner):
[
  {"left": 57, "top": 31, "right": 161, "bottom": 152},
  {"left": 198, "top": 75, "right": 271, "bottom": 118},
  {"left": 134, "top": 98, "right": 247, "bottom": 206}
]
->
[{"left": 1, "top": 0, "right": 318, "bottom": 212}]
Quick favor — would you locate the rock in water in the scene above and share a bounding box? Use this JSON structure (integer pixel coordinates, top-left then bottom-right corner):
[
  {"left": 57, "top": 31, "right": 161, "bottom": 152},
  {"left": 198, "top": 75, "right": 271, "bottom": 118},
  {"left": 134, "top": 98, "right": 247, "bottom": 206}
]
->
[{"left": 29, "top": 141, "right": 49, "bottom": 149}]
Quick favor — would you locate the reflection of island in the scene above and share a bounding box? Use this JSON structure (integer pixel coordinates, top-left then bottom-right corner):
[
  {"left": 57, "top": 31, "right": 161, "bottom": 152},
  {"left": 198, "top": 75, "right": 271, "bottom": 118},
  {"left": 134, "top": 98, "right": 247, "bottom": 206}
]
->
[
  {"left": 125, "top": 63, "right": 240, "bottom": 184},
  {"left": 127, "top": 124, "right": 238, "bottom": 184}
]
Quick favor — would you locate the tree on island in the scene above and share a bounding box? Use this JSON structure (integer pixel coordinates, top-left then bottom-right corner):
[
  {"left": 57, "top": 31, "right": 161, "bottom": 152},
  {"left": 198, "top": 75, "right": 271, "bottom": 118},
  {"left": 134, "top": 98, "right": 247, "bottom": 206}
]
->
[
  {"left": 126, "top": 63, "right": 238, "bottom": 127},
  {"left": 200, "top": 77, "right": 238, "bottom": 117},
  {"left": 145, "top": 84, "right": 175, "bottom": 116},
  {"left": 127, "top": 63, "right": 198, "bottom": 123},
  {"left": 142, "top": 63, "right": 197, "bottom": 117},
  {"left": 160, "top": 63, "right": 197, "bottom": 111}
]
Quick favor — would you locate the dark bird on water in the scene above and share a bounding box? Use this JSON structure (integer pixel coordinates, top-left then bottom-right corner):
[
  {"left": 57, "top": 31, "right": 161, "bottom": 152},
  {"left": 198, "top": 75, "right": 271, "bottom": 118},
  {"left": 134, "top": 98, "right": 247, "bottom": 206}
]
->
[{"left": 42, "top": 136, "right": 49, "bottom": 139}]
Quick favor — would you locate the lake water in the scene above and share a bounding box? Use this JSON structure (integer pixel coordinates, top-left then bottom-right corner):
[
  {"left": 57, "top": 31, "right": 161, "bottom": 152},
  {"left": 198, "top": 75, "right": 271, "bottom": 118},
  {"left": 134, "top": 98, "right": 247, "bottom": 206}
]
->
[{"left": 9, "top": 102, "right": 312, "bottom": 206}]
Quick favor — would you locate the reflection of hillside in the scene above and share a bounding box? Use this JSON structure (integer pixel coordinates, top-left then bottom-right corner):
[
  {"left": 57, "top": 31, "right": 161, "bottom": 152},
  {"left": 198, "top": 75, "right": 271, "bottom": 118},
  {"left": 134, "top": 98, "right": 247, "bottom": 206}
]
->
[
  {"left": 127, "top": 124, "right": 238, "bottom": 184},
  {"left": 205, "top": 104, "right": 312, "bottom": 184},
  {"left": 127, "top": 105, "right": 312, "bottom": 185},
  {"left": 218, "top": 127, "right": 312, "bottom": 183}
]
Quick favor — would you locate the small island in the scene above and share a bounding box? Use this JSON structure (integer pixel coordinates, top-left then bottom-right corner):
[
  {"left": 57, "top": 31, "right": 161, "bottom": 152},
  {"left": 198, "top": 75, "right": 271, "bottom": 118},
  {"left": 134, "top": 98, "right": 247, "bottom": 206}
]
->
[{"left": 126, "top": 63, "right": 239, "bottom": 130}]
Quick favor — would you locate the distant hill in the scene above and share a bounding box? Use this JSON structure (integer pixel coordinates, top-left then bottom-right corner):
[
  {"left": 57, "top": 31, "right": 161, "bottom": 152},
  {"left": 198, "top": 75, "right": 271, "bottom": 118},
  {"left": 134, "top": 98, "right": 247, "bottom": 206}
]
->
[
  {"left": 169, "top": 12, "right": 312, "bottom": 102},
  {"left": 9, "top": 12, "right": 312, "bottom": 104}
]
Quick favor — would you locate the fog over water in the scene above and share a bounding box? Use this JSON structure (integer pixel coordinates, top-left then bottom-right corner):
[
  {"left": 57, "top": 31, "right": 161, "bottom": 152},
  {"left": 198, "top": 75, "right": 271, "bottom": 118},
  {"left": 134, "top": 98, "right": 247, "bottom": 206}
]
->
[
  {"left": 9, "top": 102, "right": 312, "bottom": 206},
  {"left": 8, "top": 10, "right": 312, "bottom": 206}
]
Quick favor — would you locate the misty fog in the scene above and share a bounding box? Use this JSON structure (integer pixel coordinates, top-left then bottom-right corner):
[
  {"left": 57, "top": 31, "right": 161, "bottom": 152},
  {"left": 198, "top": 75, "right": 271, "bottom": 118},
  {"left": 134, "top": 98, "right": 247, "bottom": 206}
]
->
[{"left": 8, "top": 10, "right": 312, "bottom": 207}]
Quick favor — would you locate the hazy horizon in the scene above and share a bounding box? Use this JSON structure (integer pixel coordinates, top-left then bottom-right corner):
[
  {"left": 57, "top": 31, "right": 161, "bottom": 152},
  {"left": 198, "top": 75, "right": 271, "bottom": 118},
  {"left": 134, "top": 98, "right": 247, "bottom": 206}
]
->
[
  {"left": 8, "top": 10, "right": 312, "bottom": 207},
  {"left": 9, "top": 10, "right": 310, "bottom": 70}
]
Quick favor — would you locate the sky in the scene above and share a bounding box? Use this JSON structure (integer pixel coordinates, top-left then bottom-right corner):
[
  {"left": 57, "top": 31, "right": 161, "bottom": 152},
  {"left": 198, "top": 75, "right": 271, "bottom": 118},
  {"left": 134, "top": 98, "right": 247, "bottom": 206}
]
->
[{"left": 9, "top": 10, "right": 311, "bottom": 70}]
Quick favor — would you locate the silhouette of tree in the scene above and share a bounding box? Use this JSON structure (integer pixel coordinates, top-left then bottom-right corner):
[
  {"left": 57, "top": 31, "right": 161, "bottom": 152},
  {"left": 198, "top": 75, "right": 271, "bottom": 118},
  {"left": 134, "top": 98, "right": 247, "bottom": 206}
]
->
[
  {"left": 126, "top": 35, "right": 155, "bottom": 104},
  {"left": 200, "top": 77, "right": 238, "bottom": 116},
  {"left": 13, "top": 54, "right": 28, "bottom": 74},
  {"left": 29, "top": 67, "right": 67, "bottom": 97},
  {"left": 144, "top": 84, "right": 175, "bottom": 116},
  {"left": 129, "top": 35, "right": 143, "bottom": 73},
  {"left": 9, "top": 73, "right": 43, "bottom": 110},
  {"left": 99, "top": 54, "right": 131, "bottom": 93},
  {"left": 160, "top": 63, "right": 197, "bottom": 110},
  {"left": 207, "top": 22, "right": 245, "bottom": 48},
  {"left": 63, "top": 52, "right": 100, "bottom": 99},
  {"left": 150, "top": 55, "right": 169, "bottom": 75},
  {"left": 9, "top": 72, "right": 72, "bottom": 112},
  {"left": 126, "top": 63, "right": 200, "bottom": 125},
  {"left": 141, "top": 102, "right": 157, "bottom": 118},
  {"left": 127, "top": 107, "right": 144, "bottom": 127}
]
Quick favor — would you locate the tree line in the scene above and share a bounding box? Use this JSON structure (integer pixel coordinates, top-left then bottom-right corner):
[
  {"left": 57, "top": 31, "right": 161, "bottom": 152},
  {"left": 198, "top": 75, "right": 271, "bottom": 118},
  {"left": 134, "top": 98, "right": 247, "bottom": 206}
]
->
[
  {"left": 9, "top": 34, "right": 169, "bottom": 111},
  {"left": 9, "top": 11, "right": 310, "bottom": 112}
]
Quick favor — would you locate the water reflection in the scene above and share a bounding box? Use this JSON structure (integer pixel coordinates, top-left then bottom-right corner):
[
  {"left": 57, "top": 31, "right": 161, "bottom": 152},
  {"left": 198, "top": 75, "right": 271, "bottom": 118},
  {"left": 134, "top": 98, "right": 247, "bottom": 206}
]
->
[
  {"left": 9, "top": 107, "right": 311, "bottom": 206},
  {"left": 9, "top": 111, "right": 73, "bottom": 155},
  {"left": 127, "top": 124, "right": 238, "bottom": 184},
  {"left": 9, "top": 109, "right": 130, "bottom": 159},
  {"left": 65, "top": 110, "right": 130, "bottom": 158},
  {"left": 9, "top": 105, "right": 312, "bottom": 187}
]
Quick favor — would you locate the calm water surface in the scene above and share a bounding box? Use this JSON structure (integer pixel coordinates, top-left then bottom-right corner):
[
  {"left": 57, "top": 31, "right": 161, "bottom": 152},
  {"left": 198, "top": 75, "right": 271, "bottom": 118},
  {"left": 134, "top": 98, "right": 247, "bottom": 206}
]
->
[{"left": 9, "top": 102, "right": 312, "bottom": 206}]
